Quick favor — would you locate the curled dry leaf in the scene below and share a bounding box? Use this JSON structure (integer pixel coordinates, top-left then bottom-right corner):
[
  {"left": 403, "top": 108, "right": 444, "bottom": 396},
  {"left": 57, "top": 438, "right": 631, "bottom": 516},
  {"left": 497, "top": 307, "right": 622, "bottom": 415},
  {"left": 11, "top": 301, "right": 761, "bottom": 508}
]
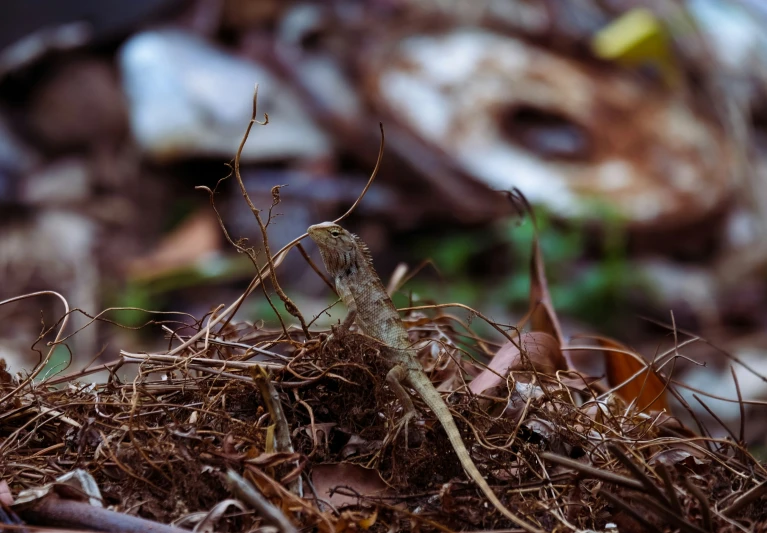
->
[
  {"left": 13, "top": 469, "right": 103, "bottom": 508},
  {"left": 597, "top": 337, "right": 670, "bottom": 413},
  {"left": 245, "top": 451, "right": 304, "bottom": 469},
  {"left": 529, "top": 236, "right": 564, "bottom": 347},
  {"left": 504, "top": 382, "right": 546, "bottom": 422},
  {"left": 189, "top": 499, "right": 248, "bottom": 533},
  {"left": 648, "top": 449, "right": 709, "bottom": 474},
  {"left": 469, "top": 331, "right": 566, "bottom": 396},
  {"left": 415, "top": 337, "right": 465, "bottom": 393},
  {"left": 524, "top": 418, "right": 556, "bottom": 442}
]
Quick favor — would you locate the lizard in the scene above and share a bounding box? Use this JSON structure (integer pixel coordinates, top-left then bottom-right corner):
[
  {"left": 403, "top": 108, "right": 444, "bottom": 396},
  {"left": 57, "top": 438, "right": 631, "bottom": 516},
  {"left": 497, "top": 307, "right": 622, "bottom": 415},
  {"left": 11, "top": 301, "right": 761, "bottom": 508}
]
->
[{"left": 307, "top": 221, "right": 542, "bottom": 533}]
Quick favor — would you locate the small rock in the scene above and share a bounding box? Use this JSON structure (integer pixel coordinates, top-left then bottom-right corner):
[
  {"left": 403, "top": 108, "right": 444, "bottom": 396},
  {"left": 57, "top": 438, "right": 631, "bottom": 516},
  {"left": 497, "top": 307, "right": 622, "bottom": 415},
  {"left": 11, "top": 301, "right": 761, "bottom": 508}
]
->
[{"left": 118, "top": 29, "right": 331, "bottom": 162}]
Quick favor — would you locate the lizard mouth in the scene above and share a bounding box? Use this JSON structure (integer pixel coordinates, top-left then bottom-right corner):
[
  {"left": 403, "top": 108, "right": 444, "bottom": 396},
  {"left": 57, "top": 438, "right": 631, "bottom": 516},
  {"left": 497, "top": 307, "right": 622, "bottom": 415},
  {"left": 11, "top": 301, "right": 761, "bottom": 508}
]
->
[{"left": 306, "top": 225, "right": 322, "bottom": 241}]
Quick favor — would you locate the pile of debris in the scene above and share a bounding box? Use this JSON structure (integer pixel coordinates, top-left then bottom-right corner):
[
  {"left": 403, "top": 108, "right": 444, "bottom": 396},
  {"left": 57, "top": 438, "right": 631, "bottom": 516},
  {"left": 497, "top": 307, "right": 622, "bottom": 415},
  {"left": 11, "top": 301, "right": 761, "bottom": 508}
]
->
[{"left": 1, "top": 152, "right": 764, "bottom": 531}]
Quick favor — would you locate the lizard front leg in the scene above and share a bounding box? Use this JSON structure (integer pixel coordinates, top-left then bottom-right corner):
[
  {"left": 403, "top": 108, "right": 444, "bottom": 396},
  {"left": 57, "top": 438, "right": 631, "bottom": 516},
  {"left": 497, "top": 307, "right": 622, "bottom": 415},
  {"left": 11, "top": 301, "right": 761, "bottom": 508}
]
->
[
  {"left": 331, "top": 275, "right": 358, "bottom": 335},
  {"left": 386, "top": 364, "right": 420, "bottom": 447},
  {"left": 328, "top": 275, "right": 358, "bottom": 340},
  {"left": 338, "top": 308, "right": 357, "bottom": 331}
]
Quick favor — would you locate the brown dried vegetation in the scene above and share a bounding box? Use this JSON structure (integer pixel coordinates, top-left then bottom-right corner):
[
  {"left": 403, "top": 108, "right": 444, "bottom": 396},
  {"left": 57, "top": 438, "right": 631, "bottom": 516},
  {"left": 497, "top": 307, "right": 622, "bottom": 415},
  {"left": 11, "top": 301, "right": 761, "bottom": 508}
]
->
[{"left": 1, "top": 95, "right": 766, "bottom": 533}]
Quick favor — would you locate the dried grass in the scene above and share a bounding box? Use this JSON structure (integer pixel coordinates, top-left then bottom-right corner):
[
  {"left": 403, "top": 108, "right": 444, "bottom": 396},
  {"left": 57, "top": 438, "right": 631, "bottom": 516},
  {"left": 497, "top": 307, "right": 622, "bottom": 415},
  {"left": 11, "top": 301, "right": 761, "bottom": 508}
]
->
[{"left": 1, "top": 89, "right": 765, "bottom": 533}]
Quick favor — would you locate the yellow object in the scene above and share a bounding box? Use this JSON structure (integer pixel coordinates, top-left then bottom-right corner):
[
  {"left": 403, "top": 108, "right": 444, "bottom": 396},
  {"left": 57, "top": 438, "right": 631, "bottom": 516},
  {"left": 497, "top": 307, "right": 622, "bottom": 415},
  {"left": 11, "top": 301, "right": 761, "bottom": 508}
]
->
[
  {"left": 592, "top": 8, "right": 677, "bottom": 83},
  {"left": 358, "top": 508, "right": 378, "bottom": 530}
]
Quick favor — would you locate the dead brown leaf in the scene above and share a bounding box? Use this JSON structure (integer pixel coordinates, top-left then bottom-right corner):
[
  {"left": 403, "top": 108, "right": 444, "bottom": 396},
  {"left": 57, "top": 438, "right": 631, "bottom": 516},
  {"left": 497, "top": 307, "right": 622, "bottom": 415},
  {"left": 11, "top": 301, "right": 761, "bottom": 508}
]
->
[
  {"left": 598, "top": 337, "right": 670, "bottom": 413},
  {"left": 311, "top": 463, "right": 390, "bottom": 508},
  {"left": 416, "top": 339, "right": 465, "bottom": 393},
  {"left": 469, "top": 332, "right": 565, "bottom": 396},
  {"left": 649, "top": 448, "right": 709, "bottom": 473},
  {"left": 529, "top": 236, "right": 564, "bottom": 346}
]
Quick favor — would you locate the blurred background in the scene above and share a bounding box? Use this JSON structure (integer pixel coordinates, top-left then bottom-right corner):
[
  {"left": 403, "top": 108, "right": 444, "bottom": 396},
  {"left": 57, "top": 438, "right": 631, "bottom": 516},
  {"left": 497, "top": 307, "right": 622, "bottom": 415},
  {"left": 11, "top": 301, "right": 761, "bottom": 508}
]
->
[{"left": 1, "top": 0, "right": 767, "bottom": 444}]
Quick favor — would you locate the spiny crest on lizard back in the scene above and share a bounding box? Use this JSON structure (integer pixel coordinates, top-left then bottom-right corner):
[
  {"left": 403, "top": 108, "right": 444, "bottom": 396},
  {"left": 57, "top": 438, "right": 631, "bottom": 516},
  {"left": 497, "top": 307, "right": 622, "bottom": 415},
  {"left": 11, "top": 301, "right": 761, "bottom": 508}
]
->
[
  {"left": 307, "top": 222, "right": 373, "bottom": 276},
  {"left": 350, "top": 234, "right": 373, "bottom": 265}
]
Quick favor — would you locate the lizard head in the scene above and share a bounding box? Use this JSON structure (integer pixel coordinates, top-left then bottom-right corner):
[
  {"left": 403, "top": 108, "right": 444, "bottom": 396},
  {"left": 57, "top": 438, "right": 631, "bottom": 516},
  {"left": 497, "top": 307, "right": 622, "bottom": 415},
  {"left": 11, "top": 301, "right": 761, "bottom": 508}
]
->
[
  {"left": 307, "top": 222, "right": 355, "bottom": 250},
  {"left": 307, "top": 222, "right": 358, "bottom": 275},
  {"left": 307, "top": 221, "right": 357, "bottom": 263},
  {"left": 307, "top": 221, "right": 374, "bottom": 276}
]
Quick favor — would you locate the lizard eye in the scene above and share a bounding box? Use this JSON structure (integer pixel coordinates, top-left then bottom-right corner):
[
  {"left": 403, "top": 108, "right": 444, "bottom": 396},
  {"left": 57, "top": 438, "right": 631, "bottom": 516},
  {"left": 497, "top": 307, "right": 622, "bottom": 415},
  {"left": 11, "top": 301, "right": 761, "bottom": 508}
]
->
[{"left": 330, "top": 230, "right": 340, "bottom": 237}]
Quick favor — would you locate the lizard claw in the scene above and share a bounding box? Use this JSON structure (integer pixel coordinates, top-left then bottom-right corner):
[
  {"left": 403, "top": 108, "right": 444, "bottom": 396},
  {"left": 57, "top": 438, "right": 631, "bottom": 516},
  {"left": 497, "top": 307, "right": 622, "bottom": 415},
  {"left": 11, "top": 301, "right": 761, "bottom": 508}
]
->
[{"left": 391, "top": 410, "right": 423, "bottom": 448}]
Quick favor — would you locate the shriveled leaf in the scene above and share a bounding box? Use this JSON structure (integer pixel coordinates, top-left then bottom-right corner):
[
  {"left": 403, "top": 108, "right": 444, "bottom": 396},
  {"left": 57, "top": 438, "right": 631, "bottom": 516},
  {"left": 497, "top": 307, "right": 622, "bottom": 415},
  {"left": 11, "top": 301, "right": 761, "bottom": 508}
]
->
[
  {"left": 598, "top": 337, "right": 670, "bottom": 413},
  {"left": 523, "top": 331, "right": 567, "bottom": 373},
  {"left": 311, "top": 464, "right": 390, "bottom": 508},
  {"left": 649, "top": 448, "right": 709, "bottom": 473},
  {"left": 245, "top": 451, "right": 303, "bottom": 468},
  {"left": 504, "top": 382, "right": 546, "bottom": 421},
  {"left": 415, "top": 338, "right": 465, "bottom": 393},
  {"left": 525, "top": 418, "right": 556, "bottom": 441},
  {"left": 191, "top": 499, "right": 247, "bottom": 533},
  {"left": 529, "top": 236, "right": 564, "bottom": 346},
  {"left": 469, "top": 332, "right": 565, "bottom": 396},
  {"left": 502, "top": 189, "right": 563, "bottom": 343}
]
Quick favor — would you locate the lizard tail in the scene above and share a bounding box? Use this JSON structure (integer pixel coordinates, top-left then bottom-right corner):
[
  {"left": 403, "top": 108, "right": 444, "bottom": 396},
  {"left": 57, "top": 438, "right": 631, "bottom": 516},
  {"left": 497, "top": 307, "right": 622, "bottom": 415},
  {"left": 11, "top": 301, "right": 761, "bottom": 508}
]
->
[{"left": 411, "top": 379, "right": 543, "bottom": 533}]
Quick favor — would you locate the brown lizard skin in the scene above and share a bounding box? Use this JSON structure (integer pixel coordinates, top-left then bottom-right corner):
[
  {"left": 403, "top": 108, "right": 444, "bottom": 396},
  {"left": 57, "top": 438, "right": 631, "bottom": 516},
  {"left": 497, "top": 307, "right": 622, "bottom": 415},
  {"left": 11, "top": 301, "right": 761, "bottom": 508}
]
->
[{"left": 308, "top": 222, "right": 541, "bottom": 532}]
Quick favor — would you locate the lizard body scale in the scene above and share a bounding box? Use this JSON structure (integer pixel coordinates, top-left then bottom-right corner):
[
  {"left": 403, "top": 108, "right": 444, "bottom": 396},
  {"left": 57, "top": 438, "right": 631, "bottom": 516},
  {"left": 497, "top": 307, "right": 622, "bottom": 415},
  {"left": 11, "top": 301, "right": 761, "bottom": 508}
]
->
[{"left": 308, "top": 222, "right": 541, "bottom": 533}]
